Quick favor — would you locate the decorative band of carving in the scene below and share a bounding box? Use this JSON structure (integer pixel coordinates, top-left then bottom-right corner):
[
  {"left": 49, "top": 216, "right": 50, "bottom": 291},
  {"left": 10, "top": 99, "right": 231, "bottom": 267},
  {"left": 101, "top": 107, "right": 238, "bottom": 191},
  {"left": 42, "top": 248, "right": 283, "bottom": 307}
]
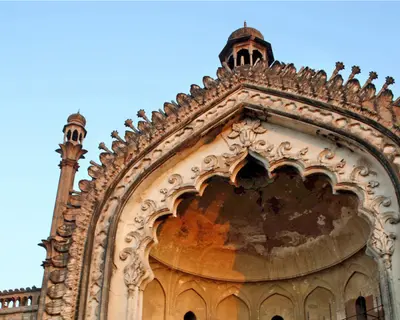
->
[{"left": 59, "top": 159, "right": 79, "bottom": 169}]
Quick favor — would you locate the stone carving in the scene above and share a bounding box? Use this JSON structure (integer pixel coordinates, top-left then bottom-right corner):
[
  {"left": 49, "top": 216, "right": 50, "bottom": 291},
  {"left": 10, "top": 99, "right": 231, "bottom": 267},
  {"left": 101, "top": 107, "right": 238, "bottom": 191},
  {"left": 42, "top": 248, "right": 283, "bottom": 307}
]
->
[
  {"left": 120, "top": 248, "right": 146, "bottom": 290},
  {"left": 47, "top": 59, "right": 400, "bottom": 320},
  {"left": 366, "top": 181, "right": 380, "bottom": 195},
  {"left": 227, "top": 118, "right": 267, "bottom": 146},
  {"left": 370, "top": 221, "right": 397, "bottom": 269},
  {"left": 161, "top": 174, "right": 184, "bottom": 202}
]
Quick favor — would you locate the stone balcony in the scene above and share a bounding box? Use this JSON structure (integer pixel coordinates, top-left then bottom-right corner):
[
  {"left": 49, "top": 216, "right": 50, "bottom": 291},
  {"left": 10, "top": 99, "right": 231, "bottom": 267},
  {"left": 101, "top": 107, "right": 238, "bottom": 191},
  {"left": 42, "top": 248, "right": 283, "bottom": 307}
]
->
[{"left": 0, "top": 287, "right": 40, "bottom": 320}]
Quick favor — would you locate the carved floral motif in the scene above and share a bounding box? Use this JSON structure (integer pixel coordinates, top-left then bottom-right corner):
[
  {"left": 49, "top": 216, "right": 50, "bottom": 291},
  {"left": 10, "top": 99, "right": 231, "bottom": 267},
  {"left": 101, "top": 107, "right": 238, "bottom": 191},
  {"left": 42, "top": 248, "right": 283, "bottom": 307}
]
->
[{"left": 227, "top": 118, "right": 267, "bottom": 146}]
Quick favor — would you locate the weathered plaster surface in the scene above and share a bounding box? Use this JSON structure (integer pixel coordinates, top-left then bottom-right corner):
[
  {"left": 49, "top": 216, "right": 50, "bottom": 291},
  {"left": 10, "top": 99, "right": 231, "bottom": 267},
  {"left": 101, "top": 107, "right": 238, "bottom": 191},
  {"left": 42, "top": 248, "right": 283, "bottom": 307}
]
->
[{"left": 153, "top": 170, "right": 369, "bottom": 281}]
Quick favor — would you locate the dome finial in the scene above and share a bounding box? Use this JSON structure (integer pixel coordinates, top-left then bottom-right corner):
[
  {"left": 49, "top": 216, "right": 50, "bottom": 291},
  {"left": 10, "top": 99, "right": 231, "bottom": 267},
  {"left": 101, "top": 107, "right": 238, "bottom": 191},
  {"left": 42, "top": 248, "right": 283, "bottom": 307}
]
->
[{"left": 244, "top": 20, "right": 247, "bottom": 28}]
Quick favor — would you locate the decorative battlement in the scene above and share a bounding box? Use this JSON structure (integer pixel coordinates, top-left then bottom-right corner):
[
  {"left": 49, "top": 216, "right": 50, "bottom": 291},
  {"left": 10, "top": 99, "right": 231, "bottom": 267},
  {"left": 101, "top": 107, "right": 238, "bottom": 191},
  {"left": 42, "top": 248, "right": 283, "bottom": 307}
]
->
[
  {"left": 0, "top": 286, "right": 40, "bottom": 317},
  {"left": 92, "top": 60, "right": 399, "bottom": 176}
]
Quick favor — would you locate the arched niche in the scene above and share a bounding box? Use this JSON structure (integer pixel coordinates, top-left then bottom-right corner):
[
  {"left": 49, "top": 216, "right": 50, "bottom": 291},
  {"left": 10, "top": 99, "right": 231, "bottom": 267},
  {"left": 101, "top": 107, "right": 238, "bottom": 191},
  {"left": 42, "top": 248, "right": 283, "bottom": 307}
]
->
[
  {"left": 174, "top": 289, "right": 206, "bottom": 320},
  {"left": 344, "top": 272, "right": 380, "bottom": 318},
  {"left": 142, "top": 279, "right": 165, "bottom": 320},
  {"left": 259, "top": 294, "right": 294, "bottom": 320},
  {"left": 78, "top": 108, "right": 400, "bottom": 320},
  {"left": 304, "top": 287, "right": 336, "bottom": 320},
  {"left": 216, "top": 294, "right": 250, "bottom": 320},
  {"left": 237, "top": 49, "right": 250, "bottom": 65}
]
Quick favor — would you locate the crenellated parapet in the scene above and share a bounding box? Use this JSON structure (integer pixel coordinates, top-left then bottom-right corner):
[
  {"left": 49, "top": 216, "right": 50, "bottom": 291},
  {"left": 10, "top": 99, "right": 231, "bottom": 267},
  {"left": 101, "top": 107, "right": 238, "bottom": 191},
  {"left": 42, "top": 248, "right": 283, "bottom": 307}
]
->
[
  {"left": 0, "top": 286, "right": 40, "bottom": 319},
  {"left": 91, "top": 59, "right": 400, "bottom": 178}
]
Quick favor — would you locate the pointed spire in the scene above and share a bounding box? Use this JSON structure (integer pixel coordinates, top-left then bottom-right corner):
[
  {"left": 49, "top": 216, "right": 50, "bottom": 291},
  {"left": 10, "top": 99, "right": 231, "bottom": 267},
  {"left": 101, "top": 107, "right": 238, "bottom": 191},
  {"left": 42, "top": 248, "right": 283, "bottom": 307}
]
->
[
  {"left": 244, "top": 20, "right": 247, "bottom": 28},
  {"left": 362, "top": 71, "right": 378, "bottom": 90},
  {"left": 329, "top": 62, "right": 345, "bottom": 81},
  {"left": 124, "top": 119, "right": 139, "bottom": 133}
]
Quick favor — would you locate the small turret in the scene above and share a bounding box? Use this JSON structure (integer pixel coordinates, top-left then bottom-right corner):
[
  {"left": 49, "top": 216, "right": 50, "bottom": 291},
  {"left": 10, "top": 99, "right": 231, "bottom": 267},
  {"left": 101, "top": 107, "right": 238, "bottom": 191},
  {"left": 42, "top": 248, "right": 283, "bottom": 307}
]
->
[
  {"left": 63, "top": 112, "right": 87, "bottom": 145},
  {"left": 219, "top": 22, "right": 274, "bottom": 69}
]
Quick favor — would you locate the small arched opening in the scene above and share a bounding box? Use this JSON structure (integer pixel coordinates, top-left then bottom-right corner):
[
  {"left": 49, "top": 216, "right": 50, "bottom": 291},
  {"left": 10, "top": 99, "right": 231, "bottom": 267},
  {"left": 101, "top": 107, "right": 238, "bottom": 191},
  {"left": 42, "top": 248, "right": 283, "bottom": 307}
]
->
[
  {"left": 228, "top": 55, "right": 235, "bottom": 69},
  {"left": 72, "top": 130, "right": 79, "bottom": 142},
  {"left": 237, "top": 49, "right": 250, "bottom": 66},
  {"left": 252, "top": 49, "right": 263, "bottom": 64},
  {"left": 271, "top": 316, "right": 284, "bottom": 320},
  {"left": 66, "top": 130, "right": 72, "bottom": 141},
  {"left": 184, "top": 311, "right": 196, "bottom": 320},
  {"left": 355, "top": 296, "right": 367, "bottom": 320}
]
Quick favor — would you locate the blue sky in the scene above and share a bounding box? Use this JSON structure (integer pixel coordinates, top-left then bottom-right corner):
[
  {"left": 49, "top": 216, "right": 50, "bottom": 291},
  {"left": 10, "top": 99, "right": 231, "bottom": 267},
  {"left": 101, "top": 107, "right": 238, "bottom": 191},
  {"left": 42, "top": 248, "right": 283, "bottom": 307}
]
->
[{"left": 0, "top": 2, "right": 399, "bottom": 290}]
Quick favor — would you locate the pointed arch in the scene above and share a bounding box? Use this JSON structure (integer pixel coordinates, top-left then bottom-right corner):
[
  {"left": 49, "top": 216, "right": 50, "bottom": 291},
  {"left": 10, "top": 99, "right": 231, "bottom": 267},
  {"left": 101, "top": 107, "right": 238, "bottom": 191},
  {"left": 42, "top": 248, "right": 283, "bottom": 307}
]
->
[
  {"left": 344, "top": 271, "right": 379, "bottom": 319},
  {"left": 175, "top": 289, "right": 206, "bottom": 320},
  {"left": 259, "top": 293, "right": 294, "bottom": 320},
  {"left": 213, "top": 285, "right": 251, "bottom": 314},
  {"left": 174, "top": 280, "right": 208, "bottom": 303},
  {"left": 48, "top": 76, "right": 400, "bottom": 320},
  {"left": 143, "top": 278, "right": 166, "bottom": 320},
  {"left": 344, "top": 271, "right": 378, "bottom": 301},
  {"left": 304, "top": 286, "right": 336, "bottom": 320},
  {"left": 216, "top": 294, "right": 250, "bottom": 320}
]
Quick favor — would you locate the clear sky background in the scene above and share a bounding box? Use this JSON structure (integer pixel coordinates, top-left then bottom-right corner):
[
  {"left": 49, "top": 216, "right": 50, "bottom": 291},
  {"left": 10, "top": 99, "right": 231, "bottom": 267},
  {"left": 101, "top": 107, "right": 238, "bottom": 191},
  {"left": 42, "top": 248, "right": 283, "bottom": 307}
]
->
[{"left": 0, "top": 1, "right": 399, "bottom": 290}]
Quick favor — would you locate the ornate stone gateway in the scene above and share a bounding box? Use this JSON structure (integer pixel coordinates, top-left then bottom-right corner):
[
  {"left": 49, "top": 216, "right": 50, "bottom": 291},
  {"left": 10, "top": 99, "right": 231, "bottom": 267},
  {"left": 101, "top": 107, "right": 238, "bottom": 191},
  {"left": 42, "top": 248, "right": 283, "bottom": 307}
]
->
[{"left": 39, "top": 25, "right": 400, "bottom": 320}]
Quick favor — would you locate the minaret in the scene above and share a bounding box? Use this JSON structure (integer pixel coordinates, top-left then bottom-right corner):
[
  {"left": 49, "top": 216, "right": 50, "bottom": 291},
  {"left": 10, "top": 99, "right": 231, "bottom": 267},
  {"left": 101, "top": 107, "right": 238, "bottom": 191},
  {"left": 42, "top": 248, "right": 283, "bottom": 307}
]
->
[
  {"left": 37, "top": 112, "right": 87, "bottom": 318},
  {"left": 50, "top": 112, "right": 87, "bottom": 235}
]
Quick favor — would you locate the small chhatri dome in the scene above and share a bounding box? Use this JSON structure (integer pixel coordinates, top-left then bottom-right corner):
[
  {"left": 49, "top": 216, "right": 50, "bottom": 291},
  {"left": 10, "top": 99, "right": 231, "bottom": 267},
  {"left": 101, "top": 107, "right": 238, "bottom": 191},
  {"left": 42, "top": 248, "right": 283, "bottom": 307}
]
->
[
  {"left": 63, "top": 111, "right": 87, "bottom": 145},
  {"left": 67, "top": 111, "right": 86, "bottom": 127},
  {"left": 219, "top": 22, "right": 274, "bottom": 69},
  {"left": 228, "top": 21, "right": 264, "bottom": 41}
]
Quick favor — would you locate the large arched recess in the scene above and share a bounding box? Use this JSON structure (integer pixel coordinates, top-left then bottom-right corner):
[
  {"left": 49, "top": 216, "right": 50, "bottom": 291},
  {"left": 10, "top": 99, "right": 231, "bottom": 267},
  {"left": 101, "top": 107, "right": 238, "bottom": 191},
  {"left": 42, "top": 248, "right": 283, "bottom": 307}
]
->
[
  {"left": 103, "top": 113, "right": 399, "bottom": 319},
  {"left": 49, "top": 63, "right": 400, "bottom": 320}
]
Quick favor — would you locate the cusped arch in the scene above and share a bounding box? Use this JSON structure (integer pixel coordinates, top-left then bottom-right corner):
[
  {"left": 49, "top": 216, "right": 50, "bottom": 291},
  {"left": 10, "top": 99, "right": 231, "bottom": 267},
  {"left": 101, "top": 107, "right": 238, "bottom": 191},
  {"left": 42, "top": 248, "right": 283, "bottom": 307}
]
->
[
  {"left": 110, "top": 117, "right": 399, "bottom": 320},
  {"left": 150, "top": 158, "right": 373, "bottom": 276},
  {"left": 57, "top": 86, "right": 400, "bottom": 320}
]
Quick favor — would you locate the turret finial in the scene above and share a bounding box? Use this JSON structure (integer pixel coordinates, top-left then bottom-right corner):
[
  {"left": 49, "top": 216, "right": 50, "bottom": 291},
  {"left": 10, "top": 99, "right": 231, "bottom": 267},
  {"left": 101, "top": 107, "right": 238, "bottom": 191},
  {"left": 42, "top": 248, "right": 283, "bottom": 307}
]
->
[{"left": 244, "top": 21, "right": 247, "bottom": 28}]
